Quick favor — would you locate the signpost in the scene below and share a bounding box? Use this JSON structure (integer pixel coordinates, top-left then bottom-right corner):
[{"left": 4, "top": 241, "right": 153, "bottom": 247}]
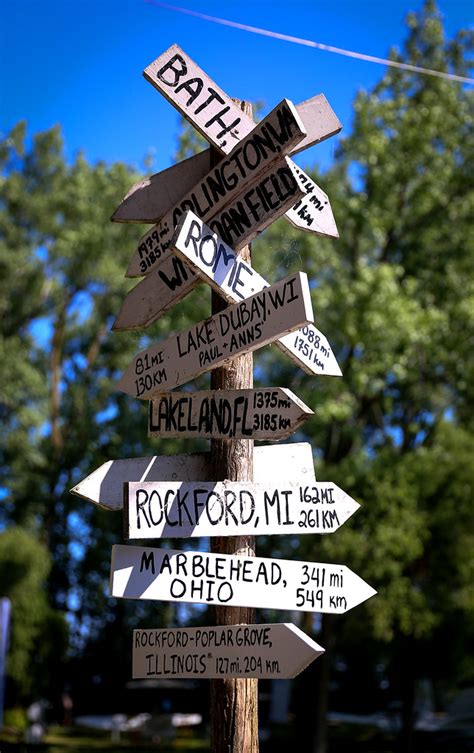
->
[
  {"left": 132, "top": 623, "right": 324, "bottom": 679},
  {"left": 118, "top": 272, "right": 314, "bottom": 399},
  {"left": 70, "top": 442, "right": 317, "bottom": 511},
  {"left": 148, "top": 387, "right": 313, "bottom": 440},
  {"left": 110, "top": 545, "right": 377, "bottom": 614},
  {"left": 77, "top": 42, "right": 377, "bottom": 753},
  {"left": 112, "top": 94, "right": 341, "bottom": 225},
  {"left": 124, "top": 479, "right": 359, "bottom": 539}
]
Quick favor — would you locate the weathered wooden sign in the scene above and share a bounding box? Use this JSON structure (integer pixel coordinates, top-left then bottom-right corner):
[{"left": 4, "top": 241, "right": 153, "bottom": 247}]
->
[
  {"left": 132, "top": 623, "right": 324, "bottom": 679},
  {"left": 110, "top": 545, "right": 377, "bottom": 614},
  {"left": 112, "top": 260, "right": 198, "bottom": 331},
  {"left": 140, "top": 44, "right": 338, "bottom": 242},
  {"left": 148, "top": 388, "right": 313, "bottom": 440},
  {"left": 117, "top": 272, "right": 313, "bottom": 399},
  {"left": 126, "top": 156, "right": 304, "bottom": 278},
  {"left": 171, "top": 211, "right": 342, "bottom": 376},
  {"left": 286, "top": 164, "right": 338, "bottom": 237},
  {"left": 124, "top": 480, "right": 359, "bottom": 539},
  {"left": 112, "top": 94, "right": 341, "bottom": 224},
  {"left": 70, "top": 442, "right": 316, "bottom": 511}
]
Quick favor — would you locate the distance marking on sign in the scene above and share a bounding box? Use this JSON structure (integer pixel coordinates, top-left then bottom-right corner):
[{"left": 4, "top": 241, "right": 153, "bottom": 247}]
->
[{"left": 110, "top": 545, "right": 377, "bottom": 614}]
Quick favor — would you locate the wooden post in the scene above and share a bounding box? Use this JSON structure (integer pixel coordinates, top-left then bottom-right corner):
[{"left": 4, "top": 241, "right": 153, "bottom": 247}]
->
[{"left": 209, "top": 100, "right": 258, "bottom": 753}]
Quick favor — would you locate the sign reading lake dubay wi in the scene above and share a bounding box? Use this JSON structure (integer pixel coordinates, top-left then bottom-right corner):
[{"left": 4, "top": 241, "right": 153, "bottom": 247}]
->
[
  {"left": 124, "top": 480, "right": 359, "bottom": 539},
  {"left": 171, "top": 210, "right": 342, "bottom": 376},
  {"left": 148, "top": 388, "right": 313, "bottom": 440},
  {"left": 110, "top": 545, "right": 376, "bottom": 614},
  {"left": 132, "top": 623, "right": 324, "bottom": 680},
  {"left": 117, "top": 272, "right": 313, "bottom": 399}
]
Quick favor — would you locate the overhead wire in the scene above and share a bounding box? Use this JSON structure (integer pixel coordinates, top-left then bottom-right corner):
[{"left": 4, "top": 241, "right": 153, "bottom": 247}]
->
[{"left": 144, "top": 0, "right": 474, "bottom": 85}]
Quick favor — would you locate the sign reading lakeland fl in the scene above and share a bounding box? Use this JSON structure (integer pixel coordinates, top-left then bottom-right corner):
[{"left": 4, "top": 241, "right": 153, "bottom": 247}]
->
[
  {"left": 132, "top": 623, "right": 325, "bottom": 680},
  {"left": 148, "top": 387, "right": 313, "bottom": 441},
  {"left": 171, "top": 210, "right": 342, "bottom": 377},
  {"left": 123, "top": 480, "right": 360, "bottom": 539},
  {"left": 70, "top": 442, "right": 317, "bottom": 512},
  {"left": 117, "top": 271, "right": 314, "bottom": 400},
  {"left": 110, "top": 545, "right": 377, "bottom": 614}
]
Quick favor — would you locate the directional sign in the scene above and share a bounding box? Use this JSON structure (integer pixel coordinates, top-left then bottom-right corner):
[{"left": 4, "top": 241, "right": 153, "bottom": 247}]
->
[
  {"left": 143, "top": 43, "right": 253, "bottom": 155},
  {"left": 148, "top": 388, "right": 313, "bottom": 440},
  {"left": 171, "top": 211, "right": 341, "bottom": 377},
  {"left": 70, "top": 442, "right": 316, "bottom": 511},
  {"left": 126, "top": 156, "right": 304, "bottom": 278},
  {"left": 286, "top": 164, "right": 338, "bottom": 237},
  {"left": 112, "top": 94, "right": 341, "bottom": 224},
  {"left": 141, "top": 44, "right": 338, "bottom": 242},
  {"left": 110, "top": 545, "right": 377, "bottom": 614},
  {"left": 117, "top": 272, "right": 314, "bottom": 399},
  {"left": 112, "top": 259, "right": 198, "bottom": 331},
  {"left": 124, "top": 480, "right": 359, "bottom": 539},
  {"left": 132, "top": 623, "right": 324, "bottom": 679}
]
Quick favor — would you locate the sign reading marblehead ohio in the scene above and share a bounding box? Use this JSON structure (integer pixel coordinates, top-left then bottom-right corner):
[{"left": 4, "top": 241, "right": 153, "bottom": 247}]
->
[
  {"left": 110, "top": 545, "right": 377, "bottom": 614},
  {"left": 124, "top": 480, "right": 359, "bottom": 539},
  {"left": 172, "top": 210, "right": 342, "bottom": 377},
  {"left": 126, "top": 98, "right": 307, "bottom": 277},
  {"left": 117, "top": 272, "right": 313, "bottom": 400},
  {"left": 148, "top": 388, "right": 313, "bottom": 441},
  {"left": 132, "top": 623, "right": 324, "bottom": 680}
]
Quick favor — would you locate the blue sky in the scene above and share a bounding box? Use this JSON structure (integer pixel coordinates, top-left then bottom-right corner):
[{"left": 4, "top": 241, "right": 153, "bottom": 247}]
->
[{"left": 1, "top": 0, "right": 472, "bottom": 175}]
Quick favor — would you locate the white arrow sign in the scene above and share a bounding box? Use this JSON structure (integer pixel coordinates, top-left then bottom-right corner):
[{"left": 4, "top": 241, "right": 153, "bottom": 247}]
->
[
  {"left": 125, "top": 156, "right": 304, "bottom": 278},
  {"left": 140, "top": 44, "right": 338, "bottom": 243},
  {"left": 70, "top": 442, "right": 316, "bottom": 511},
  {"left": 148, "top": 388, "right": 313, "bottom": 440},
  {"left": 124, "top": 480, "right": 359, "bottom": 539},
  {"left": 112, "top": 94, "right": 341, "bottom": 224},
  {"left": 110, "top": 545, "right": 377, "bottom": 614},
  {"left": 170, "top": 211, "right": 341, "bottom": 376},
  {"left": 132, "top": 623, "right": 324, "bottom": 679},
  {"left": 286, "top": 164, "right": 338, "bottom": 237},
  {"left": 117, "top": 271, "right": 314, "bottom": 399}
]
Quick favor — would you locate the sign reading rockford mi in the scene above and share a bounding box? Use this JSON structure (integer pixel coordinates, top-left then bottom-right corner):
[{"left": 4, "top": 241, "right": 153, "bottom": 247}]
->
[{"left": 124, "top": 480, "right": 359, "bottom": 539}]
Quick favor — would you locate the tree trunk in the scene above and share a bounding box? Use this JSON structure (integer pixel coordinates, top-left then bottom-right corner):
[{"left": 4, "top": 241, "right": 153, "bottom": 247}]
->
[{"left": 209, "top": 99, "right": 258, "bottom": 753}]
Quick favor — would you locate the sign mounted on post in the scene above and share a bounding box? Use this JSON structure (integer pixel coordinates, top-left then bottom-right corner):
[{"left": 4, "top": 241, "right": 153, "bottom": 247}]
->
[
  {"left": 148, "top": 388, "right": 313, "bottom": 440},
  {"left": 125, "top": 155, "right": 304, "bottom": 278},
  {"left": 132, "top": 623, "right": 324, "bottom": 679},
  {"left": 117, "top": 271, "right": 314, "bottom": 399},
  {"left": 171, "top": 211, "right": 342, "bottom": 376},
  {"left": 110, "top": 545, "right": 377, "bottom": 614},
  {"left": 70, "top": 442, "right": 316, "bottom": 511},
  {"left": 124, "top": 480, "right": 359, "bottom": 539},
  {"left": 112, "top": 94, "right": 341, "bottom": 225},
  {"left": 139, "top": 44, "right": 338, "bottom": 246}
]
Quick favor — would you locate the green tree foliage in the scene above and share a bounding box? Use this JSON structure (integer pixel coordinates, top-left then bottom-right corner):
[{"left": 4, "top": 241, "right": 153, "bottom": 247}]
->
[{"left": 250, "top": 2, "right": 472, "bottom": 749}]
